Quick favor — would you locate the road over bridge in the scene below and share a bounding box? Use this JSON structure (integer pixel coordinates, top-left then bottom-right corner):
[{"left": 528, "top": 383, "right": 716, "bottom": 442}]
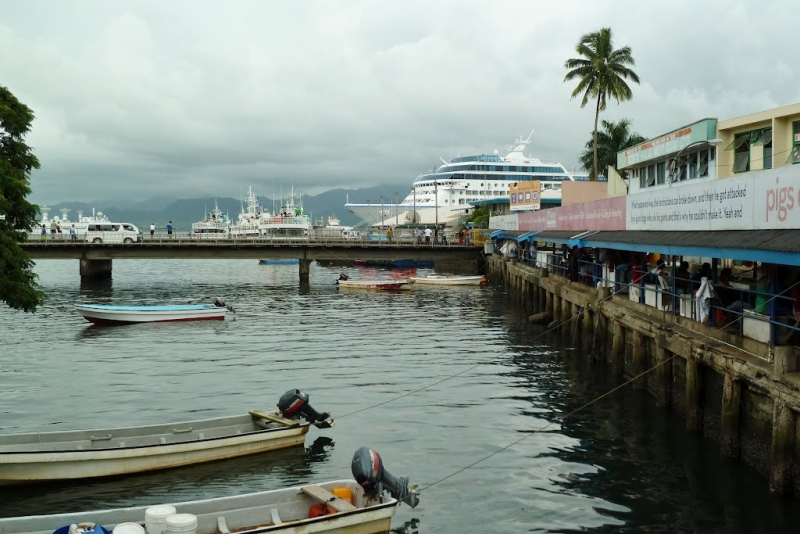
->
[{"left": 21, "top": 237, "right": 487, "bottom": 283}]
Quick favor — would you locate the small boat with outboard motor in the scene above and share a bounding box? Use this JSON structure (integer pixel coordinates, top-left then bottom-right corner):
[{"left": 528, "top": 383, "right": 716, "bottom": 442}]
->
[
  {"left": 0, "top": 447, "right": 418, "bottom": 534},
  {"left": 74, "top": 298, "right": 234, "bottom": 326},
  {"left": 0, "top": 389, "right": 333, "bottom": 485}
]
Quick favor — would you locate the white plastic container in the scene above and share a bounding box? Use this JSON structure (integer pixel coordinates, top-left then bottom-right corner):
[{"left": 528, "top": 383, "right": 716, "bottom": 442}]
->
[
  {"left": 113, "top": 523, "right": 145, "bottom": 534},
  {"left": 165, "top": 514, "right": 197, "bottom": 534},
  {"left": 145, "top": 505, "right": 177, "bottom": 534}
]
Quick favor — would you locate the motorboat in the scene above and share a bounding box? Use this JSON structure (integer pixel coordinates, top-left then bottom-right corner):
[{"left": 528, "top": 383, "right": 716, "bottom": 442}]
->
[
  {"left": 408, "top": 275, "right": 488, "bottom": 286},
  {"left": 336, "top": 274, "right": 411, "bottom": 291},
  {"left": 0, "top": 447, "right": 418, "bottom": 534},
  {"left": 0, "top": 390, "right": 333, "bottom": 485},
  {"left": 345, "top": 129, "right": 590, "bottom": 226},
  {"left": 74, "top": 299, "right": 233, "bottom": 325}
]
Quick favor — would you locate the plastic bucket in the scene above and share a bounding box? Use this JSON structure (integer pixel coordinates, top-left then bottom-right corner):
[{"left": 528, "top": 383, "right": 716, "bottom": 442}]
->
[
  {"left": 113, "top": 524, "right": 145, "bottom": 534},
  {"left": 332, "top": 487, "right": 353, "bottom": 505},
  {"left": 145, "top": 505, "right": 176, "bottom": 534},
  {"left": 165, "top": 514, "right": 197, "bottom": 534}
]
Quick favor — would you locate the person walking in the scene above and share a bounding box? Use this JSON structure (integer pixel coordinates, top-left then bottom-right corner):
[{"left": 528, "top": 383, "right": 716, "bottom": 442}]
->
[
  {"left": 424, "top": 226, "right": 432, "bottom": 245},
  {"left": 40, "top": 224, "right": 46, "bottom": 241},
  {"left": 167, "top": 220, "right": 173, "bottom": 238},
  {"left": 442, "top": 227, "right": 448, "bottom": 245},
  {"left": 50, "top": 220, "right": 57, "bottom": 238},
  {"left": 69, "top": 224, "right": 76, "bottom": 241},
  {"left": 150, "top": 223, "right": 155, "bottom": 239}
]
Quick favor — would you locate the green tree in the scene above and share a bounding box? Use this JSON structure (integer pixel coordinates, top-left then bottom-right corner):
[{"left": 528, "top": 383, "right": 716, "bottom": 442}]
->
[
  {"left": 579, "top": 118, "right": 646, "bottom": 180},
  {"left": 564, "top": 27, "right": 640, "bottom": 181},
  {"left": 0, "top": 85, "right": 44, "bottom": 312},
  {"left": 464, "top": 205, "right": 490, "bottom": 228}
]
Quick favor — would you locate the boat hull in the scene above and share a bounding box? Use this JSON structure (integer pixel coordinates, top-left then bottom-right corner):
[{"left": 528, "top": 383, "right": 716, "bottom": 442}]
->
[
  {"left": 409, "top": 275, "right": 486, "bottom": 286},
  {"left": 0, "top": 413, "right": 308, "bottom": 485},
  {"left": 337, "top": 280, "right": 411, "bottom": 291},
  {"left": 0, "top": 479, "right": 397, "bottom": 534},
  {"left": 75, "top": 304, "right": 227, "bottom": 325}
]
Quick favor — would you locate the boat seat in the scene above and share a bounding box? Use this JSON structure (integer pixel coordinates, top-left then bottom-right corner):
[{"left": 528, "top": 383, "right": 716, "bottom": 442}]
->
[
  {"left": 216, "top": 517, "right": 230, "bottom": 534},
  {"left": 270, "top": 509, "right": 282, "bottom": 526},
  {"left": 300, "top": 485, "right": 357, "bottom": 512}
]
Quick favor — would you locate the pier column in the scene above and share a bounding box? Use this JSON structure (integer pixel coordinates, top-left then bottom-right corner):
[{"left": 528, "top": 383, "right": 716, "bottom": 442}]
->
[
  {"left": 80, "top": 259, "right": 112, "bottom": 281},
  {"left": 631, "top": 330, "right": 646, "bottom": 387},
  {"left": 721, "top": 374, "right": 741, "bottom": 459},
  {"left": 611, "top": 322, "right": 624, "bottom": 375},
  {"left": 299, "top": 259, "right": 311, "bottom": 285},
  {"left": 582, "top": 302, "right": 593, "bottom": 347},
  {"left": 686, "top": 359, "right": 703, "bottom": 432},
  {"left": 654, "top": 344, "right": 672, "bottom": 408},
  {"left": 769, "top": 400, "right": 796, "bottom": 493}
]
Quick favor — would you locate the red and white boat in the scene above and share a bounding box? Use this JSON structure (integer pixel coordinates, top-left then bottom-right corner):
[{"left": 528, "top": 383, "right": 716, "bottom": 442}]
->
[
  {"left": 75, "top": 300, "right": 231, "bottom": 326},
  {"left": 336, "top": 275, "right": 411, "bottom": 291}
]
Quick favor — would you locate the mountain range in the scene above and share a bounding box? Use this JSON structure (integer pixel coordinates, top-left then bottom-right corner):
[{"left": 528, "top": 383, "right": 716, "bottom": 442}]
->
[{"left": 37, "top": 184, "right": 408, "bottom": 230}]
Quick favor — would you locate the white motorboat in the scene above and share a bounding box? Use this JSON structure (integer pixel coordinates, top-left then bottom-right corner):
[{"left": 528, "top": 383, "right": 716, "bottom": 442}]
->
[
  {"left": 0, "top": 448, "right": 418, "bottom": 534},
  {"left": 409, "top": 275, "right": 487, "bottom": 286},
  {"left": 74, "top": 299, "right": 232, "bottom": 326},
  {"left": 0, "top": 390, "right": 333, "bottom": 485},
  {"left": 345, "top": 129, "right": 589, "bottom": 226}
]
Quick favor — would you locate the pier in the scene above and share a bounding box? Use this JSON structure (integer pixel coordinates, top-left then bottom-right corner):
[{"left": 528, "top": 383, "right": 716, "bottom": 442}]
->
[{"left": 488, "top": 254, "right": 800, "bottom": 495}]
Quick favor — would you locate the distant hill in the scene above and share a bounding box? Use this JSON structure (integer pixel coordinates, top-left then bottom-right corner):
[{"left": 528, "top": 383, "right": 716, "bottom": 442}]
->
[{"left": 39, "top": 184, "right": 407, "bottom": 230}]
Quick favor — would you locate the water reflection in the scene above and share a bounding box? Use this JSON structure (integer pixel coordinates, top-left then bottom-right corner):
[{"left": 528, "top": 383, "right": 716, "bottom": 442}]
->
[{"left": 0, "top": 437, "right": 335, "bottom": 517}]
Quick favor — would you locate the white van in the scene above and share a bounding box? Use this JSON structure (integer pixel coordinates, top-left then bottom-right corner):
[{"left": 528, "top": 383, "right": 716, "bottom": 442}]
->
[{"left": 85, "top": 222, "right": 143, "bottom": 244}]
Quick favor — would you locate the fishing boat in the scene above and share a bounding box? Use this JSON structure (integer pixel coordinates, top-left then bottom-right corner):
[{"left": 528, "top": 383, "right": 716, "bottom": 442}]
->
[
  {"left": 345, "top": 129, "right": 590, "bottom": 226},
  {"left": 74, "top": 299, "right": 232, "bottom": 326},
  {"left": 336, "top": 274, "right": 411, "bottom": 291},
  {"left": 408, "top": 275, "right": 487, "bottom": 286},
  {"left": 190, "top": 202, "right": 231, "bottom": 239},
  {"left": 0, "top": 390, "right": 333, "bottom": 486},
  {"left": 0, "top": 447, "right": 418, "bottom": 534}
]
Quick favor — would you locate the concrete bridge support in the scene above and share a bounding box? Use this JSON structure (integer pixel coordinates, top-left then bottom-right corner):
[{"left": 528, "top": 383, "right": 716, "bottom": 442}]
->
[
  {"left": 299, "top": 259, "right": 312, "bottom": 285},
  {"left": 80, "top": 259, "right": 112, "bottom": 281}
]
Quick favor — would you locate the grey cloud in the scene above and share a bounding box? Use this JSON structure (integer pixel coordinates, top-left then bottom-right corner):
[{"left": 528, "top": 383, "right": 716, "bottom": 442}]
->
[{"left": 1, "top": 0, "right": 798, "bottom": 204}]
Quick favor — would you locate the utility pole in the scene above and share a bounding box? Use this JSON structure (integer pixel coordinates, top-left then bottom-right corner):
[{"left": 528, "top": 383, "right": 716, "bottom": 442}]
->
[
  {"left": 380, "top": 196, "right": 384, "bottom": 227},
  {"left": 395, "top": 192, "right": 398, "bottom": 226},
  {"left": 434, "top": 178, "right": 439, "bottom": 244}
]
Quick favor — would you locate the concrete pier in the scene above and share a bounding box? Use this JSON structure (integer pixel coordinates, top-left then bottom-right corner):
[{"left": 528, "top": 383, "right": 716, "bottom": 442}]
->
[
  {"left": 488, "top": 255, "right": 800, "bottom": 496},
  {"left": 79, "top": 259, "right": 112, "bottom": 281}
]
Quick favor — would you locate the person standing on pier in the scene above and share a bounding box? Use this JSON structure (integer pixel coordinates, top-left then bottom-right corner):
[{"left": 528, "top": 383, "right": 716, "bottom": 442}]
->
[
  {"left": 69, "top": 224, "right": 76, "bottom": 241},
  {"left": 167, "top": 221, "right": 173, "bottom": 238},
  {"left": 150, "top": 223, "right": 155, "bottom": 238}
]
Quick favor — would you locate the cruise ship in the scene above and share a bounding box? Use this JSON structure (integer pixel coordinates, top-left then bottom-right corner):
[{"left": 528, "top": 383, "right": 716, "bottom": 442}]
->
[{"left": 344, "top": 130, "right": 589, "bottom": 227}]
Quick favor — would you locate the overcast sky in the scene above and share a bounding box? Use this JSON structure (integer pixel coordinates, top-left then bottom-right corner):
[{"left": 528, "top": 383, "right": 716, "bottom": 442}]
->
[{"left": 3, "top": 0, "right": 799, "bottom": 206}]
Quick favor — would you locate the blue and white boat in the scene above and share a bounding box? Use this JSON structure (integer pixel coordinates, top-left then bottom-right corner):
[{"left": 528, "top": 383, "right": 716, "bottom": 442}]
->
[
  {"left": 345, "top": 129, "right": 589, "bottom": 226},
  {"left": 74, "top": 299, "right": 231, "bottom": 325}
]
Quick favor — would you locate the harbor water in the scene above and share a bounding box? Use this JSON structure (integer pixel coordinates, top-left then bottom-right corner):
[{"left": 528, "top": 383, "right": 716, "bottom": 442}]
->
[{"left": 1, "top": 259, "right": 799, "bottom": 533}]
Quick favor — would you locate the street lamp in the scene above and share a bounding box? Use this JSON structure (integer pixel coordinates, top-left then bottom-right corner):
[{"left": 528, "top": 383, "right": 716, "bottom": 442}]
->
[
  {"left": 380, "top": 196, "right": 384, "bottom": 227},
  {"left": 394, "top": 192, "right": 398, "bottom": 226},
  {"left": 668, "top": 138, "right": 723, "bottom": 184}
]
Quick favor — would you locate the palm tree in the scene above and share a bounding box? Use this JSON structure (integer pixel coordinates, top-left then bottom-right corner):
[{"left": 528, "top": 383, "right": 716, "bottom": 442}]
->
[
  {"left": 564, "top": 28, "right": 640, "bottom": 181},
  {"left": 579, "top": 118, "right": 646, "bottom": 180}
]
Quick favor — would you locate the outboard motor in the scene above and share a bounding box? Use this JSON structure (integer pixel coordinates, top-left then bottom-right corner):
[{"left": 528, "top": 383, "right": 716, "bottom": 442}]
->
[
  {"left": 351, "top": 446, "right": 419, "bottom": 508},
  {"left": 213, "top": 297, "right": 235, "bottom": 312},
  {"left": 277, "top": 389, "right": 334, "bottom": 428}
]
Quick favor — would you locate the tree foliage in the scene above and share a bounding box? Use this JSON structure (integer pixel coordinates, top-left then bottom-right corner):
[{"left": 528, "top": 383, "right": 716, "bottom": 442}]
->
[
  {"left": 463, "top": 205, "right": 491, "bottom": 228},
  {"left": 564, "top": 27, "right": 640, "bottom": 181},
  {"left": 579, "top": 118, "right": 646, "bottom": 180},
  {"left": 0, "top": 85, "right": 44, "bottom": 312}
]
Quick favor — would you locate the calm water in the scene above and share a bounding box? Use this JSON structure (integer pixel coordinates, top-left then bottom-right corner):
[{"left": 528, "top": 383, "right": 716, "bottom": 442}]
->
[{"left": 1, "top": 259, "right": 799, "bottom": 533}]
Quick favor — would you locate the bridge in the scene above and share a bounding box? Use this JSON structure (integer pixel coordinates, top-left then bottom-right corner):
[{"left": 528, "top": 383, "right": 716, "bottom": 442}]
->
[{"left": 21, "top": 236, "right": 486, "bottom": 283}]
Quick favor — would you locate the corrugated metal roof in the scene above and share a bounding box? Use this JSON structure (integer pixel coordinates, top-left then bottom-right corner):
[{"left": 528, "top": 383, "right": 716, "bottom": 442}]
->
[{"left": 586, "top": 230, "right": 800, "bottom": 252}]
